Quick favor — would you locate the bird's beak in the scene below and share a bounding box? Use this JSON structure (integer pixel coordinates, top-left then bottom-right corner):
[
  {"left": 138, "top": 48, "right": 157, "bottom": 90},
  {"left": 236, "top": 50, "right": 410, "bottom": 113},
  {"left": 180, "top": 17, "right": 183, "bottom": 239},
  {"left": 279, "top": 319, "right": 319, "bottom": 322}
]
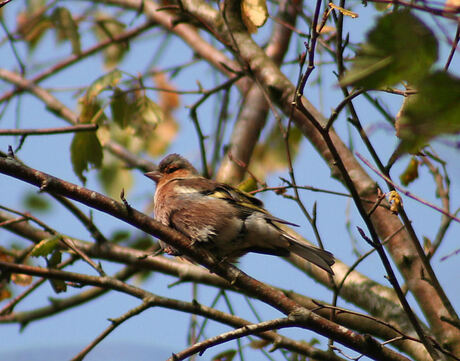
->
[{"left": 144, "top": 170, "right": 161, "bottom": 183}]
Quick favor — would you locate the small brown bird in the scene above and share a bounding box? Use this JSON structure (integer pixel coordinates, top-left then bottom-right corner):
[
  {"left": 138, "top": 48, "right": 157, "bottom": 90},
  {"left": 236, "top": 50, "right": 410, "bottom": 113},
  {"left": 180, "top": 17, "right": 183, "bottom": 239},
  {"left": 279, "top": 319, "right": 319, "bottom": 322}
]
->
[{"left": 145, "top": 154, "right": 335, "bottom": 274}]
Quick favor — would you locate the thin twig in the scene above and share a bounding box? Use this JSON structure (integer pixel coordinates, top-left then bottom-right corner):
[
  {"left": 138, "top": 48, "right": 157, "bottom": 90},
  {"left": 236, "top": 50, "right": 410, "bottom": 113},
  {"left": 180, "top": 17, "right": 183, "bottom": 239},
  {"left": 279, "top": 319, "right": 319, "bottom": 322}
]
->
[
  {"left": 167, "top": 317, "right": 295, "bottom": 361},
  {"left": 0, "top": 18, "right": 25, "bottom": 74},
  {"left": 365, "top": 0, "right": 459, "bottom": 18},
  {"left": 71, "top": 297, "right": 154, "bottom": 361},
  {"left": 419, "top": 156, "right": 453, "bottom": 259},
  {"left": 326, "top": 89, "right": 365, "bottom": 131},
  {"left": 313, "top": 302, "right": 460, "bottom": 360},
  {"left": 0, "top": 124, "right": 98, "bottom": 136},
  {"left": 357, "top": 153, "right": 460, "bottom": 225},
  {"left": 0, "top": 216, "right": 27, "bottom": 228},
  {"left": 60, "top": 237, "right": 105, "bottom": 276},
  {"left": 52, "top": 195, "right": 109, "bottom": 244},
  {"left": 444, "top": 23, "right": 460, "bottom": 71},
  {"left": 357, "top": 152, "right": 460, "bottom": 332},
  {"left": 0, "top": 21, "right": 156, "bottom": 104},
  {"left": 0, "top": 204, "right": 105, "bottom": 275},
  {"left": 334, "top": 224, "right": 405, "bottom": 306},
  {"left": 188, "top": 75, "right": 243, "bottom": 178},
  {"left": 294, "top": 80, "right": 440, "bottom": 360}
]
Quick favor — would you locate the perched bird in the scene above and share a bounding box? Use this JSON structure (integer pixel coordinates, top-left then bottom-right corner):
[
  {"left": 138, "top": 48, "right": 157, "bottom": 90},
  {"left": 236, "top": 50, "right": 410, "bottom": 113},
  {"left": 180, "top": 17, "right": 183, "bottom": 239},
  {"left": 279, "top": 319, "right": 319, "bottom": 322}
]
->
[{"left": 145, "top": 154, "right": 335, "bottom": 274}]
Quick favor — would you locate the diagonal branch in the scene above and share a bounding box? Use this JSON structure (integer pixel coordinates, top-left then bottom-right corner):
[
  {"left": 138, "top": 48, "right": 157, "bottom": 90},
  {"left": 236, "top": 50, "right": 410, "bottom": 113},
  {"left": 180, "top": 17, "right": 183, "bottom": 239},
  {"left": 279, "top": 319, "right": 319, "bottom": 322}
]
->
[
  {"left": 0, "top": 154, "right": 412, "bottom": 361},
  {"left": 0, "top": 209, "right": 430, "bottom": 360}
]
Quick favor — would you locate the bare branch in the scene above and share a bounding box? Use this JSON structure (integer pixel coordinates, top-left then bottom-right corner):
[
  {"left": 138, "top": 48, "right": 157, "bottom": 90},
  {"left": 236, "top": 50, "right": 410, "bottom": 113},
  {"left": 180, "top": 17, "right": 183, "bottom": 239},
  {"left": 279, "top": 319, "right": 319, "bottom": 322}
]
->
[{"left": 0, "top": 124, "right": 98, "bottom": 136}]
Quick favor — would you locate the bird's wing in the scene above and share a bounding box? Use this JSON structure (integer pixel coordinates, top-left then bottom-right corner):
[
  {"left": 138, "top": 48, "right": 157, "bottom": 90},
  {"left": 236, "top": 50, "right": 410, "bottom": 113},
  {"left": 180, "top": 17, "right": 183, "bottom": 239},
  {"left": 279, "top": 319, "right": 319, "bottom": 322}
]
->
[
  {"left": 212, "top": 184, "right": 263, "bottom": 207},
  {"left": 215, "top": 184, "right": 300, "bottom": 227},
  {"left": 172, "top": 178, "right": 299, "bottom": 227},
  {"left": 172, "top": 178, "right": 262, "bottom": 206}
]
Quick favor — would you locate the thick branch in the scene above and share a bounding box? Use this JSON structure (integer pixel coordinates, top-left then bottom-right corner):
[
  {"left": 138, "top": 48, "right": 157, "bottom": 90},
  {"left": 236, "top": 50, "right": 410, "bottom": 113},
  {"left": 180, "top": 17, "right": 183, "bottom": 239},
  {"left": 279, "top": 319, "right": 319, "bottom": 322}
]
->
[{"left": 217, "top": 0, "right": 298, "bottom": 184}]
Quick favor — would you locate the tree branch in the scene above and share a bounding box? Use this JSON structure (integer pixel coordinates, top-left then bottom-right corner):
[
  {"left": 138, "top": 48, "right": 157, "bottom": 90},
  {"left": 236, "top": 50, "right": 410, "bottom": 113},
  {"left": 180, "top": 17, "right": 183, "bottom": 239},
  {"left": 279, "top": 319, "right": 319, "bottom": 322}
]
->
[{"left": 0, "top": 154, "right": 412, "bottom": 361}]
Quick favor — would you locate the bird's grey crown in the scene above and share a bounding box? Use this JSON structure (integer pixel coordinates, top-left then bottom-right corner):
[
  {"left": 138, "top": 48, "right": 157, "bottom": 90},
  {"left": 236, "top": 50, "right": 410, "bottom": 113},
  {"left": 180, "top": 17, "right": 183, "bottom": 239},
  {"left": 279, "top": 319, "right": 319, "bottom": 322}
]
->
[{"left": 158, "top": 154, "right": 198, "bottom": 175}]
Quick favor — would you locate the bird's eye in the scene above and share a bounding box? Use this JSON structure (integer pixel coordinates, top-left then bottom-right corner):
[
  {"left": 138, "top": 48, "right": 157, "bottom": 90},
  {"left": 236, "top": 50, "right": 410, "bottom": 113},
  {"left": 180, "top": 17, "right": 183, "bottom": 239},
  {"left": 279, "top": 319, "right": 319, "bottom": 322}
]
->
[{"left": 165, "top": 166, "right": 179, "bottom": 174}]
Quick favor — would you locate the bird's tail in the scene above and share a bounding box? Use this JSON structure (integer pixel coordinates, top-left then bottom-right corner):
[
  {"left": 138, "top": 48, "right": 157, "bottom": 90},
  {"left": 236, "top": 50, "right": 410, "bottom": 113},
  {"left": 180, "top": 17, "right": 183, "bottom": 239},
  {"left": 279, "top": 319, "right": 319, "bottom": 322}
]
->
[{"left": 285, "top": 236, "right": 335, "bottom": 275}]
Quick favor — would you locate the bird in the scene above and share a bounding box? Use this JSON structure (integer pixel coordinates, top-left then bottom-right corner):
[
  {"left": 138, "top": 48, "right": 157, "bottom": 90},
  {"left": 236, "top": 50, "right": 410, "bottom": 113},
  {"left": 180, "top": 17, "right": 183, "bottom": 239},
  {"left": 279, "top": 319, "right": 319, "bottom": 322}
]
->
[{"left": 145, "top": 153, "right": 335, "bottom": 274}]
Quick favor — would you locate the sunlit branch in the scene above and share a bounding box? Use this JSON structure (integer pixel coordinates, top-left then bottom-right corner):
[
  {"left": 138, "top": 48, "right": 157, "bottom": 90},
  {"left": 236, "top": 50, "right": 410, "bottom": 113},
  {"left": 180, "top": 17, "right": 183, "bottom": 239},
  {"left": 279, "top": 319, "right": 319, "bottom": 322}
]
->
[{"left": 0, "top": 124, "right": 98, "bottom": 135}]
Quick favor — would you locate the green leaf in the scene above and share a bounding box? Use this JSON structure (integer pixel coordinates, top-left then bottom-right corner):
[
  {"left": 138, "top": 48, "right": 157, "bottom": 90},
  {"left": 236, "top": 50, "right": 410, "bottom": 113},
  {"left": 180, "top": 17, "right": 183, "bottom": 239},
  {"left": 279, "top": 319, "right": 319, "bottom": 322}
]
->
[
  {"left": 98, "top": 160, "right": 133, "bottom": 198},
  {"left": 373, "top": 1, "right": 390, "bottom": 11},
  {"left": 86, "top": 69, "right": 123, "bottom": 102},
  {"left": 340, "top": 11, "right": 438, "bottom": 88},
  {"left": 129, "top": 235, "right": 154, "bottom": 250},
  {"left": 211, "top": 349, "right": 237, "bottom": 361},
  {"left": 92, "top": 16, "right": 128, "bottom": 69},
  {"left": 136, "top": 96, "right": 163, "bottom": 126},
  {"left": 79, "top": 98, "right": 108, "bottom": 124},
  {"left": 110, "top": 229, "right": 131, "bottom": 244},
  {"left": 236, "top": 177, "right": 257, "bottom": 193},
  {"left": 23, "top": 192, "right": 51, "bottom": 212},
  {"left": 48, "top": 249, "right": 62, "bottom": 267},
  {"left": 47, "top": 250, "right": 67, "bottom": 293},
  {"left": 31, "top": 236, "right": 60, "bottom": 257},
  {"left": 71, "top": 131, "right": 103, "bottom": 183},
  {"left": 396, "top": 71, "right": 460, "bottom": 153},
  {"left": 49, "top": 278, "right": 67, "bottom": 293},
  {"left": 399, "top": 157, "right": 419, "bottom": 186},
  {"left": 17, "top": 0, "right": 52, "bottom": 51},
  {"left": 252, "top": 124, "right": 302, "bottom": 179},
  {"left": 110, "top": 87, "right": 130, "bottom": 128},
  {"left": 51, "top": 7, "right": 81, "bottom": 55}
]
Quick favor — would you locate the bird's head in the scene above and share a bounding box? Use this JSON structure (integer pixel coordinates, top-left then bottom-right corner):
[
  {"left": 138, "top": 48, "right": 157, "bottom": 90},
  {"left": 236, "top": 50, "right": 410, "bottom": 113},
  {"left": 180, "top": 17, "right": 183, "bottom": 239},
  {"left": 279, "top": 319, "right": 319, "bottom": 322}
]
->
[{"left": 145, "top": 153, "right": 199, "bottom": 184}]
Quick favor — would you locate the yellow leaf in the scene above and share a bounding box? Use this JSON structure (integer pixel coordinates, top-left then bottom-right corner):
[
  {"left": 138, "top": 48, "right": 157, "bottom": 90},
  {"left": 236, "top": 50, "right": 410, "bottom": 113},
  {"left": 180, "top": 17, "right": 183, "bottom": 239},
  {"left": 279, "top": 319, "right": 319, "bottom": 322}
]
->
[
  {"left": 373, "top": 2, "right": 392, "bottom": 11},
  {"left": 48, "top": 251, "right": 67, "bottom": 293},
  {"left": 0, "top": 287, "right": 11, "bottom": 301},
  {"left": 329, "top": 3, "right": 359, "bottom": 18},
  {"left": 17, "top": 12, "right": 52, "bottom": 49},
  {"left": 211, "top": 349, "right": 237, "bottom": 361},
  {"left": 110, "top": 87, "right": 131, "bottom": 128},
  {"left": 12, "top": 273, "right": 33, "bottom": 286},
  {"left": 96, "top": 125, "right": 111, "bottom": 146},
  {"left": 241, "top": 0, "right": 268, "bottom": 33},
  {"left": 423, "top": 236, "right": 432, "bottom": 255},
  {"left": 445, "top": 0, "right": 460, "bottom": 11},
  {"left": 388, "top": 190, "right": 402, "bottom": 214},
  {"left": 318, "top": 25, "right": 336, "bottom": 34},
  {"left": 249, "top": 339, "right": 271, "bottom": 349},
  {"left": 0, "top": 252, "right": 13, "bottom": 262}
]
